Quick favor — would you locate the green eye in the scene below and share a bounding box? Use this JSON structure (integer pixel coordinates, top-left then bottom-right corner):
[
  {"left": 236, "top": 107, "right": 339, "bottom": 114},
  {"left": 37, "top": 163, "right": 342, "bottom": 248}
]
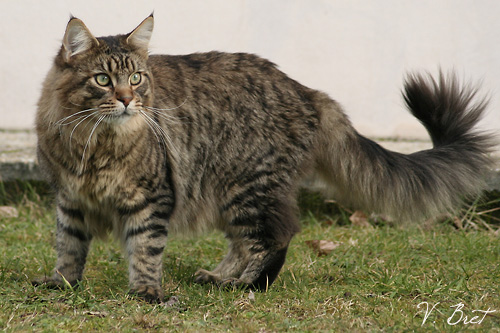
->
[
  {"left": 95, "top": 74, "right": 111, "bottom": 86},
  {"left": 130, "top": 72, "right": 142, "bottom": 85}
]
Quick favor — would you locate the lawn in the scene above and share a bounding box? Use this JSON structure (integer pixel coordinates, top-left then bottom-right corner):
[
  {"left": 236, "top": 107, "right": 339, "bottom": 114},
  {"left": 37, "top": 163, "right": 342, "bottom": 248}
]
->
[{"left": 0, "top": 181, "right": 499, "bottom": 332}]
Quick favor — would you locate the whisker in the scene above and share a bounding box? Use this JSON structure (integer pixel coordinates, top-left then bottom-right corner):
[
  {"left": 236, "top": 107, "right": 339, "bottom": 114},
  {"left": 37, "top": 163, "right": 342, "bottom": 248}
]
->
[
  {"left": 57, "top": 103, "right": 80, "bottom": 111},
  {"left": 68, "top": 111, "right": 101, "bottom": 151},
  {"left": 62, "top": 111, "right": 100, "bottom": 130},
  {"left": 143, "top": 97, "right": 188, "bottom": 112},
  {"left": 79, "top": 114, "right": 106, "bottom": 174},
  {"left": 144, "top": 109, "right": 190, "bottom": 124},
  {"left": 152, "top": 95, "right": 188, "bottom": 106},
  {"left": 139, "top": 111, "right": 179, "bottom": 160},
  {"left": 139, "top": 111, "right": 166, "bottom": 150},
  {"left": 140, "top": 113, "right": 174, "bottom": 162},
  {"left": 69, "top": 101, "right": 84, "bottom": 107},
  {"left": 56, "top": 108, "right": 100, "bottom": 126},
  {"left": 140, "top": 111, "right": 170, "bottom": 147}
]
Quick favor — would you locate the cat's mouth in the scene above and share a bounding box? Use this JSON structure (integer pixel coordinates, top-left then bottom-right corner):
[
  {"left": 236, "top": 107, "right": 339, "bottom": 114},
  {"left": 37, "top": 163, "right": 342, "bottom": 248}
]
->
[{"left": 103, "top": 108, "right": 137, "bottom": 125}]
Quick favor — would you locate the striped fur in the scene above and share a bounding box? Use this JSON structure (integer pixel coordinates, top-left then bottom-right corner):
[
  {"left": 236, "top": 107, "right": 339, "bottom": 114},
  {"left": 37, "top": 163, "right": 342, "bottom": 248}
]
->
[{"left": 34, "top": 16, "right": 495, "bottom": 303}]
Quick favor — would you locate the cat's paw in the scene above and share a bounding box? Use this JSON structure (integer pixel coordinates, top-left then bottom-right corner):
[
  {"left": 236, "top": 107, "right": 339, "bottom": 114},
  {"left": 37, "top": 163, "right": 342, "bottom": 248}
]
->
[
  {"left": 194, "top": 269, "right": 250, "bottom": 290},
  {"left": 31, "top": 276, "right": 78, "bottom": 289},
  {"left": 193, "top": 269, "right": 223, "bottom": 285},
  {"left": 129, "top": 285, "right": 164, "bottom": 303},
  {"left": 218, "top": 277, "right": 249, "bottom": 290}
]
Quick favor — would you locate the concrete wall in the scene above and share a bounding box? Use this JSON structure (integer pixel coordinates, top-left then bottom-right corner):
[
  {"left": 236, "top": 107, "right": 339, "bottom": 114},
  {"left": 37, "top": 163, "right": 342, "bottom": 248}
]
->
[{"left": 1, "top": 0, "right": 499, "bottom": 139}]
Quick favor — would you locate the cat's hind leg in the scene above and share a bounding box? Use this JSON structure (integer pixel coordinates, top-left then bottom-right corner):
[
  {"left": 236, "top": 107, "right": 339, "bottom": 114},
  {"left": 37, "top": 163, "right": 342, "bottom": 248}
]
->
[{"left": 195, "top": 194, "right": 299, "bottom": 290}]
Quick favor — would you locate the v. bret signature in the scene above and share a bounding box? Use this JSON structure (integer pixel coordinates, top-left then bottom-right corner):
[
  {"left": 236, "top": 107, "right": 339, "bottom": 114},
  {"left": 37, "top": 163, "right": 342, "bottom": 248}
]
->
[{"left": 418, "top": 301, "right": 496, "bottom": 326}]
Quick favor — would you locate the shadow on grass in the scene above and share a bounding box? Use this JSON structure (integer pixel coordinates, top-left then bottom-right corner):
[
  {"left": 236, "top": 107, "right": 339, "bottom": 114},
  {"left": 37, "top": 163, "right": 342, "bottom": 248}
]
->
[{"left": 0, "top": 180, "right": 53, "bottom": 206}]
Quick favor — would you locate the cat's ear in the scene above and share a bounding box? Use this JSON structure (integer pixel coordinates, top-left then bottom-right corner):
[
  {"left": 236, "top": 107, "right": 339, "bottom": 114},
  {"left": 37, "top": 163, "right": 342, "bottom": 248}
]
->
[
  {"left": 126, "top": 14, "right": 154, "bottom": 51},
  {"left": 62, "top": 17, "right": 99, "bottom": 62}
]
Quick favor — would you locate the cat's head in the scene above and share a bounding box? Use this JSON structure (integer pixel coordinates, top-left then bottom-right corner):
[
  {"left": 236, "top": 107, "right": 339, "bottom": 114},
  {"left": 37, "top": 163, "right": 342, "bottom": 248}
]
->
[{"left": 48, "top": 15, "right": 155, "bottom": 129}]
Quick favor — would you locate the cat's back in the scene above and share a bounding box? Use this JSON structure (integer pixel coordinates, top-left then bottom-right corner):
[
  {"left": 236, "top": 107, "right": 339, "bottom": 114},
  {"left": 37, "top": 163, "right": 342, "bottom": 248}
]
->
[
  {"left": 148, "top": 51, "right": 282, "bottom": 79},
  {"left": 147, "top": 51, "right": 320, "bottom": 128}
]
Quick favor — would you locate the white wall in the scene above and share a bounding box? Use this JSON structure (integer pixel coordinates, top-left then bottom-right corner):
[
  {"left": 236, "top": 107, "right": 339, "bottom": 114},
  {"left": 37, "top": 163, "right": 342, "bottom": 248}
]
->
[{"left": 1, "top": 0, "right": 499, "bottom": 139}]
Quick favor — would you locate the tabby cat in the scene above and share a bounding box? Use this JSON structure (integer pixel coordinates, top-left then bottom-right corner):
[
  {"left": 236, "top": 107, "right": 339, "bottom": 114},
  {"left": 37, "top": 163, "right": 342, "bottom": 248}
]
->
[{"left": 34, "top": 15, "right": 494, "bottom": 303}]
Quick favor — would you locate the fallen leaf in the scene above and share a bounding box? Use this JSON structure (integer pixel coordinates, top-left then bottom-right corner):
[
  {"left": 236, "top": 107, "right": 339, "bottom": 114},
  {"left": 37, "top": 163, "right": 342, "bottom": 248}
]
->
[
  {"left": 0, "top": 206, "right": 18, "bottom": 218},
  {"left": 306, "top": 239, "right": 341, "bottom": 256},
  {"left": 349, "top": 211, "right": 370, "bottom": 227}
]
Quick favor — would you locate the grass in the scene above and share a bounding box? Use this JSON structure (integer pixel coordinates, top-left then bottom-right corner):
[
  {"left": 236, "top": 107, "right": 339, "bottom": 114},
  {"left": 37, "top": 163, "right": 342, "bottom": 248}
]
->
[{"left": 0, "top": 181, "right": 499, "bottom": 331}]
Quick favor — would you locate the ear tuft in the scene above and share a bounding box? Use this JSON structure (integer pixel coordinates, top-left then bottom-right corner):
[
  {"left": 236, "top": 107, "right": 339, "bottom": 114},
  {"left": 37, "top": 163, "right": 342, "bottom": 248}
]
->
[
  {"left": 126, "top": 15, "right": 154, "bottom": 51},
  {"left": 62, "top": 18, "right": 98, "bottom": 62}
]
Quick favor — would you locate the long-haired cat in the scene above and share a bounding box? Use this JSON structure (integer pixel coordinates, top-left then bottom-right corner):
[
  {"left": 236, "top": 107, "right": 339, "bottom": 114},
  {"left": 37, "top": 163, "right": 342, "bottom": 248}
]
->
[{"left": 34, "top": 15, "right": 494, "bottom": 303}]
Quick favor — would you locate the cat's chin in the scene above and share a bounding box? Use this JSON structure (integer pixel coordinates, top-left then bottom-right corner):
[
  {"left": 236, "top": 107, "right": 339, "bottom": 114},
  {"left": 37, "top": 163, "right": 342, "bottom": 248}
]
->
[
  {"left": 104, "top": 111, "right": 146, "bottom": 136},
  {"left": 103, "top": 109, "right": 137, "bottom": 126}
]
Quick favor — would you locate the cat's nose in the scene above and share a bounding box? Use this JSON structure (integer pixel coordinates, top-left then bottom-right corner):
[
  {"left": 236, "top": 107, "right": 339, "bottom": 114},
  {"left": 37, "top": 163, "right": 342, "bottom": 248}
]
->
[
  {"left": 115, "top": 87, "right": 134, "bottom": 107},
  {"left": 118, "top": 96, "right": 133, "bottom": 107}
]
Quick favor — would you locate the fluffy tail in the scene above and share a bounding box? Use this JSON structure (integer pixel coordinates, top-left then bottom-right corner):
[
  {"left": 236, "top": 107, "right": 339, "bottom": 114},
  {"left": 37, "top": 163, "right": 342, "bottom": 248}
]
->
[{"left": 315, "top": 72, "right": 496, "bottom": 221}]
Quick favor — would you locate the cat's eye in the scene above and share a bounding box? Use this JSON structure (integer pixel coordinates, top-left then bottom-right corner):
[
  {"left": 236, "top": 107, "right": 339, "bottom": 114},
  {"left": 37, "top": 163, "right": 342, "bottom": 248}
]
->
[
  {"left": 130, "top": 73, "right": 142, "bottom": 85},
  {"left": 95, "top": 74, "right": 111, "bottom": 86}
]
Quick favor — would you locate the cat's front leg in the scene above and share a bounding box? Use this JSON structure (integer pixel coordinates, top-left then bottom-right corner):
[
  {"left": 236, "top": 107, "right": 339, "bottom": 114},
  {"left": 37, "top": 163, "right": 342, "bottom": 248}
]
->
[
  {"left": 33, "top": 203, "right": 92, "bottom": 288},
  {"left": 123, "top": 215, "right": 169, "bottom": 303}
]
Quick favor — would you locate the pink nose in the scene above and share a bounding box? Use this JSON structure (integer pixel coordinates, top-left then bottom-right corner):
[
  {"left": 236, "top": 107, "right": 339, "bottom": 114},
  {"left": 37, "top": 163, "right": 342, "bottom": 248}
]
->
[{"left": 117, "top": 96, "right": 133, "bottom": 107}]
